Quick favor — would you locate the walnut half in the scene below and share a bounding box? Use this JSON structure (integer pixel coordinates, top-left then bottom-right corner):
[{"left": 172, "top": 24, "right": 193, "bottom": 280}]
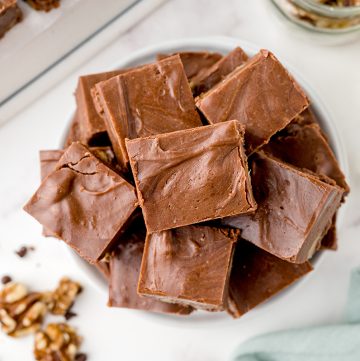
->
[
  {"left": 34, "top": 323, "right": 82, "bottom": 361},
  {"left": 0, "top": 278, "right": 82, "bottom": 338},
  {"left": 49, "top": 278, "right": 82, "bottom": 316},
  {"left": 0, "top": 283, "right": 47, "bottom": 337}
]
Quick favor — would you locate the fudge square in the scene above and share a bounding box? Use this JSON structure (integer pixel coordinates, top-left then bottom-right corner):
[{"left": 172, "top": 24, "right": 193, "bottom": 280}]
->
[
  {"left": 196, "top": 50, "right": 309, "bottom": 154},
  {"left": 292, "top": 108, "right": 317, "bottom": 126},
  {"left": 125, "top": 120, "right": 257, "bottom": 233},
  {"left": 138, "top": 225, "right": 239, "bottom": 311},
  {"left": 39, "top": 150, "right": 66, "bottom": 239},
  {"left": 321, "top": 215, "right": 337, "bottom": 250},
  {"left": 39, "top": 147, "right": 122, "bottom": 237},
  {"left": 222, "top": 152, "right": 344, "bottom": 263},
  {"left": 24, "top": 142, "right": 138, "bottom": 264},
  {"left": 156, "top": 51, "right": 222, "bottom": 80},
  {"left": 75, "top": 70, "right": 129, "bottom": 145},
  {"left": 39, "top": 150, "right": 65, "bottom": 181},
  {"left": 0, "top": 0, "right": 22, "bottom": 39},
  {"left": 109, "top": 217, "right": 192, "bottom": 315},
  {"left": 263, "top": 122, "right": 349, "bottom": 193},
  {"left": 39, "top": 148, "right": 120, "bottom": 276},
  {"left": 227, "top": 240, "right": 313, "bottom": 318},
  {"left": 95, "top": 54, "right": 202, "bottom": 168},
  {"left": 190, "top": 47, "right": 249, "bottom": 96},
  {"left": 39, "top": 147, "right": 120, "bottom": 181},
  {"left": 64, "top": 110, "right": 82, "bottom": 148},
  {"left": 263, "top": 114, "right": 349, "bottom": 250}
]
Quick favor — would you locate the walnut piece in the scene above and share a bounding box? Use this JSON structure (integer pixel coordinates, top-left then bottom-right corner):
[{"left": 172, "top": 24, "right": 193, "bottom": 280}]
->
[
  {"left": 0, "top": 282, "right": 28, "bottom": 303},
  {"left": 34, "top": 323, "right": 82, "bottom": 361},
  {"left": 279, "top": 0, "right": 360, "bottom": 29},
  {"left": 0, "top": 278, "right": 82, "bottom": 338},
  {"left": 318, "top": 0, "right": 360, "bottom": 6},
  {"left": 0, "top": 283, "right": 47, "bottom": 337},
  {"left": 49, "top": 278, "right": 82, "bottom": 316},
  {"left": 24, "top": 0, "right": 61, "bottom": 12}
]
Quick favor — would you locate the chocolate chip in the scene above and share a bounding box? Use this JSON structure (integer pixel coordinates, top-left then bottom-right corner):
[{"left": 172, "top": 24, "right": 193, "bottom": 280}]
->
[
  {"left": 75, "top": 353, "right": 87, "bottom": 361},
  {"left": 15, "top": 245, "right": 35, "bottom": 258},
  {"left": 15, "top": 246, "right": 28, "bottom": 258},
  {"left": 1, "top": 275, "right": 12, "bottom": 284},
  {"left": 64, "top": 310, "right": 77, "bottom": 320}
]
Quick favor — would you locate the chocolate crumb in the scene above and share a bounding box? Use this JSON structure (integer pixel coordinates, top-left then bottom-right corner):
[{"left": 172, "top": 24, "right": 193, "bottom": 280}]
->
[
  {"left": 64, "top": 310, "right": 77, "bottom": 320},
  {"left": 75, "top": 353, "right": 87, "bottom": 361},
  {"left": 15, "top": 246, "right": 28, "bottom": 258},
  {"left": 15, "top": 245, "right": 35, "bottom": 258},
  {"left": 1, "top": 275, "right": 12, "bottom": 284}
]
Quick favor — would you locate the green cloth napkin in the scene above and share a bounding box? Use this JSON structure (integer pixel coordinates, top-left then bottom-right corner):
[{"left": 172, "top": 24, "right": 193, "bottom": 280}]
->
[{"left": 232, "top": 267, "right": 360, "bottom": 361}]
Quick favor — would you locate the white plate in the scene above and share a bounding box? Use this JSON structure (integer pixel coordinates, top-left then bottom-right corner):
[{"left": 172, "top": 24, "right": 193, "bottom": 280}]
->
[{"left": 65, "top": 36, "right": 349, "bottom": 324}]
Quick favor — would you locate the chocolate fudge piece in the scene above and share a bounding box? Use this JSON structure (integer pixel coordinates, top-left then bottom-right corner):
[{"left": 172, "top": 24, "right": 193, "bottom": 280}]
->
[
  {"left": 24, "top": 0, "right": 59, "bottom": 12},
  {"left": 40, "top": 149, "right": 117, "bottom": 271},
  {"left": 39, "top": 150, "right": 64, "bottom": 181},
  {"left": 0, "top": 0, "right": 22, "bottom": 39},
  {"left": 138, "top": 225, "right": 238, "bottom": 311},
  {"left": 25, "top": 142, "right": 138, "bottom": 264},
  {"left": 222, "top": 152, "right": 344, "bottom": 263},
  {"left": 109, "top": 218, "right": 192, "bottom": 315},
  {"left": 227, "top": 240, "right": 313, "bottom": 318},
  {"left": 190, "top": 47, "right": 248, "bottom": 96},
  {"left": 95, "top": 55, "right": 202, "bottom": 168},
  {"left": 75, "top": 70, "right": 130, "bottom": 145},
  {"left": 263, "top": 123, "right": 349, "bottom": 193},
  {"left": 196, "top": 50, "right": 309, "bottom": 153},
  {"left": 321, "top": 215, "right": 337, "bottom": 250},
  {"left": 39, "top": 147, "right": 127, "bottom": 277},
  {"left": 292, "top": 108, "right": 317, "bottom": 126},
  {"left": 157, "top": 51, "right": 222, "bottom": 80},
  {"left": 64, "top": 110, "right": 82, "bottom": 148},
  {"left": 40, "top": 147, "right": 121, "bottom": 182},
  {"left": 39, "top": 149, "right": 67, "bottom": 239},
  {"left": 90, "top": 66, "right": 145, "bottom": 122},
  {"left": 126, "top": 120, "right": 256, "bottom": 233},
  {"left": 96, "top": 261, "right": 110, "bottom": 280},
  {"left": 264, "top": 111, "right": 348, "bottom": 250},
  {"left": 39, "top": 146, "right": 122, "bottom": 236}
]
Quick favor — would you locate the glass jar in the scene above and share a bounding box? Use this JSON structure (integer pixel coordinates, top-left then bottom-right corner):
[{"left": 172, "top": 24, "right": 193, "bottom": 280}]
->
[{"left": 271, "top": 0, "right": 360, "bottom": 33}]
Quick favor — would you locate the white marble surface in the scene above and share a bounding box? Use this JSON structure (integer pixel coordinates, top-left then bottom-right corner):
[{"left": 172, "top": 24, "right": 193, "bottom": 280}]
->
[{"left": 0, "top": 0, "right": 360, "bottom": 360}]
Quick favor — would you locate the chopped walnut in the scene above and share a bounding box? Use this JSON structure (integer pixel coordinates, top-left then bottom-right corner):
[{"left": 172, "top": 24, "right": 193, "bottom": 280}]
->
[
  {"left": 0, "top": 278, "right": 82, "bottom": 338},
  {"left": 0, "top": 283, "right": 47, "bottom": 337},
  {"left": 24, "top": 0, "right": 60, "bottom": 12},
  {"left": 276, "top": 0, "right": 360, "bottom": 29},
  {"left": 318, "top": 0, "right": 360, "bottom": 6},
  {"left": 34, "top": 323, "right": 82, "bottom": 361},
  {"left": 0, "top": 282, "right": 28, "bottom": 303},
  {"left": 49, "top": 278, "right": 82, "bottom": 316}
]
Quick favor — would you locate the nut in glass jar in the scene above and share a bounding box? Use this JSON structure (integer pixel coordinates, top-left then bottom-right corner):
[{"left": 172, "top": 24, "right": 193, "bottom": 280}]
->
[{"left": 272, "top": 0, "right": 360, "bottom": 33}]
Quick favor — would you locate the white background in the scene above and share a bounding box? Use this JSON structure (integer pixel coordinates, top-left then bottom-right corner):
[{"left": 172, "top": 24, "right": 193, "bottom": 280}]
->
[{"left": 0, "top": 0, "right": 360, "bottom": 360}]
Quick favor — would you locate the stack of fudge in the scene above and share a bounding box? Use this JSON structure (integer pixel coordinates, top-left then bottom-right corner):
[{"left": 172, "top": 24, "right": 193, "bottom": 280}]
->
[
  {"left": 0, "top": 0, "right": 61, "bottom": 39},
  {"left": 0, "top": 0, "right": 22, "bottom": 39},
  {"left": 24, "top": 47, "right": 349, "bottom": 318}
]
